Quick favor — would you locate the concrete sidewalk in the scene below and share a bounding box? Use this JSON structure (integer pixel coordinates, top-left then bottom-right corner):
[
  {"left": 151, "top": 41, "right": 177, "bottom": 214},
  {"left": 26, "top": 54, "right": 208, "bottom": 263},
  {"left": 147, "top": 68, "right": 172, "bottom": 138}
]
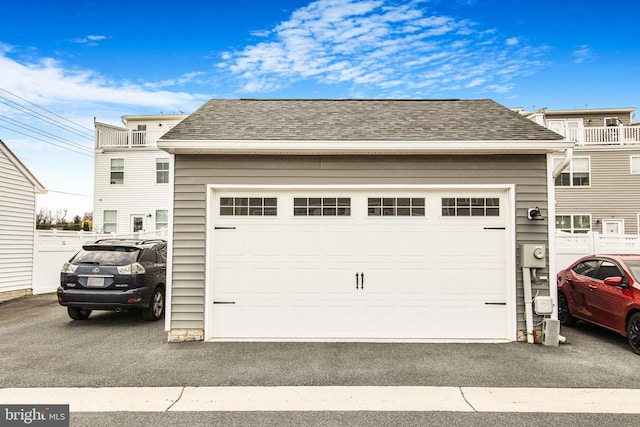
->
[{"left": 2, "top": 386, "right": 640, "bottom": 414}]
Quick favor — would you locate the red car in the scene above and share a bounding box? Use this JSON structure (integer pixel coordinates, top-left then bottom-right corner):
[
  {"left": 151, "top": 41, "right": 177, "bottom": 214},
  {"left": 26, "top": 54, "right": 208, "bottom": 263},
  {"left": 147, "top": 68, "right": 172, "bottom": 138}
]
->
[{"left": 557, "top": 255, "right": 640, "bottom": 354}]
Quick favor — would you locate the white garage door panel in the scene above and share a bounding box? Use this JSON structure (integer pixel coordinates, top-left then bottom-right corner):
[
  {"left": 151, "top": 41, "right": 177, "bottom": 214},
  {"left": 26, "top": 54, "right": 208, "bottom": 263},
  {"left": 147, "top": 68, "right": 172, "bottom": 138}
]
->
[{"left": 209, "top": 189, "right": 511, "bottom": 340}]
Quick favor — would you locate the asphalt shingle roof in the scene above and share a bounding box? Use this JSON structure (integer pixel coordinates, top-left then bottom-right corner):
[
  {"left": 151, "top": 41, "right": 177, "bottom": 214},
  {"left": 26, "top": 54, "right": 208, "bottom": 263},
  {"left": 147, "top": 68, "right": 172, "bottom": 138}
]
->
[{"left": 161, "top": 99, "right": 564, "bottom": 142}]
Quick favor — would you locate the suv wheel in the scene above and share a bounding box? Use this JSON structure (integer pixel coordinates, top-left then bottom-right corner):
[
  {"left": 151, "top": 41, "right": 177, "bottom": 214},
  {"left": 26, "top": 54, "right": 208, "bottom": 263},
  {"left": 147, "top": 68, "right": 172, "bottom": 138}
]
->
[
  {"left": 143, "top": 287, "right": 164, "bottom": 321},
  {"left": 68, "top": 307, "right": 92, "bottom": 320}
]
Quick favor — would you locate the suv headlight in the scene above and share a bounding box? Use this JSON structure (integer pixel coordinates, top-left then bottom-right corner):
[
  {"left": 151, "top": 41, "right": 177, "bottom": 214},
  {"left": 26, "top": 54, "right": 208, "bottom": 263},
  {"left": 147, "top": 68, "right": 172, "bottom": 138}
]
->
[
  {"left": 117, "top": 262, "right": 146, "bottom": 275},
  {"left": 61, "top": 262, "right": 77, "bottom": 273}
]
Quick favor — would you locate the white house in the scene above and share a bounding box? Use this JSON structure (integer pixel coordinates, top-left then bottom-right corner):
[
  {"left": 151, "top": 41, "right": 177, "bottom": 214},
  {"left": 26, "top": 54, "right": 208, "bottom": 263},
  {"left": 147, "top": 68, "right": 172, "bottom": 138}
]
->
[
  {"left": 0, "top": 139, "right": 46, "bottom": 302},
  {"left": 93, "top": 114, "right": 187, "bottom": 234}
]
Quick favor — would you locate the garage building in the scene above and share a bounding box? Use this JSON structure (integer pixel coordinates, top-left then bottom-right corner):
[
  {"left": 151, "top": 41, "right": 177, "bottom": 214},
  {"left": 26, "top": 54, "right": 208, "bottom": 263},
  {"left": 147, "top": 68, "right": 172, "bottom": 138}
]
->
[{"left": 158, "top": 99, "right": 570, "bottom": 342}]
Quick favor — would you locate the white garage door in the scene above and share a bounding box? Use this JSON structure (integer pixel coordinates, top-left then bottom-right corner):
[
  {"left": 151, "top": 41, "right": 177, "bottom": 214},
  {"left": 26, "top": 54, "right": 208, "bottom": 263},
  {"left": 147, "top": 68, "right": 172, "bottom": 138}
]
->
[{"left": 208, "top": 189, "right": 512, "bottom": 340}]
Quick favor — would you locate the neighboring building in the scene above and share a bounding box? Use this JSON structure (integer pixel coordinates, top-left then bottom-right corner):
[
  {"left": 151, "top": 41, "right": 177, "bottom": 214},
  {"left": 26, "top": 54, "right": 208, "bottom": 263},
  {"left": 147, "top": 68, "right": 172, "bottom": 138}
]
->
[
  {"left": 0, "top": 139, "right": 46, "bottom": 302},
  {"left": 520, "top": 107, "right": 640, "bottom": 235},
  {"left": 93, "top": 114, "right": 187, "bottom": 234},
  {"left": 158, "top": 99, "right": 571, "bottom": 343}
]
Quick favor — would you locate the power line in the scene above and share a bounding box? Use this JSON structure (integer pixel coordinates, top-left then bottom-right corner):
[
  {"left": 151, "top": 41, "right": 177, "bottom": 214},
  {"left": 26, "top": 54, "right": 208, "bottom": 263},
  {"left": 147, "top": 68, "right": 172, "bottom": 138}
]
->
[
  {"left": 46, "top": 189, "right": 92, "bottom": 197},
  {"left": 0, "top": 87, "right": 95, "bottom": 156},
  {"left": 0, "top": 96, "right": 94, "bottom": 141},
  {"left": 0, "top": 87, "right": 94, "bottom": 138},
  {"left": 0, "top": 115, "right": 92, "bottom": 153},
  {"left": 0, "top": 124, "right": 92, "bottom": 157}
]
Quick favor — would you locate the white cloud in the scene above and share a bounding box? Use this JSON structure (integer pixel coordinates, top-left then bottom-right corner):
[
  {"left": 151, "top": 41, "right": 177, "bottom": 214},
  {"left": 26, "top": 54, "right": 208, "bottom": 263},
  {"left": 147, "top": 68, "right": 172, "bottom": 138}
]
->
[
  {"left": 143, "top": 72, "right": 207, "bottom": 90},
  {"left": 0, "top": 50, "right": 208, "bottom": 111},
  {"left": 250, "top": 29, "right": 271, "bottom": 37},
  {"left": 219, "top": 0, "right": 547, "bottom": 97},
  {"left": 72, "top": 35, "right": 108, "bottom": 46},
  {"left": 572, "top": 45, "right": 593, "bottom": 64}
]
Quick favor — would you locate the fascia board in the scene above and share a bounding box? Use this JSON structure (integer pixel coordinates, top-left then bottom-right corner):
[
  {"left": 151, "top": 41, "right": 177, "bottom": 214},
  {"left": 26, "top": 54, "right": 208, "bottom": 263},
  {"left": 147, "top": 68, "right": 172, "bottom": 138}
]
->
[
  {"left": 0, "top": 140, "right": 47, "bottom": 194},
  {"left": 157, "top": 139, "right": 574, "bottom": 155}
]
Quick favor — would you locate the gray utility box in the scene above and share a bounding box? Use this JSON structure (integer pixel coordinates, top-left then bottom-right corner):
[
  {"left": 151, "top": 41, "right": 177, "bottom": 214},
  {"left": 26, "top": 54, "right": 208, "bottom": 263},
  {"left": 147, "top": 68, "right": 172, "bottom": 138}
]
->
[{"left": 520, "top": 244, "right": 546, "bottom": 269}]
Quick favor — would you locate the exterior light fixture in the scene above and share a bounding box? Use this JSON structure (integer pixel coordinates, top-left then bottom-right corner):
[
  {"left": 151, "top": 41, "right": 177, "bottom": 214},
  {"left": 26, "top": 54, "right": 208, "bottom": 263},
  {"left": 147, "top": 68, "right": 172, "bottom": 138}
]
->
[{"left": 527, "top": 207, "right": 544, "bottom": 221}]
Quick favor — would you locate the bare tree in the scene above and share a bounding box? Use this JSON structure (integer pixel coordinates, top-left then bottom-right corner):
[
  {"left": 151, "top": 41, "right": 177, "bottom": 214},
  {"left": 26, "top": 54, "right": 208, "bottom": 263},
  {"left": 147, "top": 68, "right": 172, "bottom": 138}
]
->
[
  {"left": 52, "top": 208, "right": 68, "bottom": 225},
  {"left": 36, "top": 208, "right": 52, "bottom": 229}
]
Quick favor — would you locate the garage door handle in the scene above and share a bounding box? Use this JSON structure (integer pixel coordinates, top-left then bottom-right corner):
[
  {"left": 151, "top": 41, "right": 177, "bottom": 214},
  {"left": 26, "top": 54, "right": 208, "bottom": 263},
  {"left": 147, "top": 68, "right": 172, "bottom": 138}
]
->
[
  {"left": 485, "top": 302, "right": 506, "bottom": 305},
  {"left": 361, "top": 273, "right": 364, "bottom": 290},
  {"left": 356, "top": 273, "right": 359, "bottom": 289},
  {"left": 213, "top": 301, "right": 236, "bottom": 304}
]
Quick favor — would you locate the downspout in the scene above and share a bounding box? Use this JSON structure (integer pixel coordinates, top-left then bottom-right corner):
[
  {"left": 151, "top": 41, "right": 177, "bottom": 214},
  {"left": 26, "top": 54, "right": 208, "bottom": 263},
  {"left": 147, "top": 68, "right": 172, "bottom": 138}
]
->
[
  {"left": 524, "top": 147, "right": 572, "bottom": 344},
  {"left": 549, "top": 147, "right": 573, "bottom": 323},
  {"left": 546, "top": 147, "right": 573, "bottom": 344},
  {"left": 552, "top": 148, "right": 573, "bottom": 180}
]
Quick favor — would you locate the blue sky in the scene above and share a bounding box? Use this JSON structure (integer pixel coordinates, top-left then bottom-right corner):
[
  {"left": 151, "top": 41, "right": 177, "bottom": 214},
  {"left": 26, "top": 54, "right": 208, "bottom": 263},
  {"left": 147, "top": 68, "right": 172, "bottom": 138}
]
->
[{"left": 1, "top": 0, "right": 639, "bottom": 217}]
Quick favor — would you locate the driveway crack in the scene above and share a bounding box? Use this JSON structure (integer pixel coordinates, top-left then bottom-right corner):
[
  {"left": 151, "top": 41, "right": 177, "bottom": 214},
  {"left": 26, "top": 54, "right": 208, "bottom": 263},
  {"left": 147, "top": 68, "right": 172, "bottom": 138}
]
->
[
  {"left": 459, "top": 387, "right": 477, "bottom": 412},
  {"left": 166, "top": 386, "right": 186, "bottom": 412}
]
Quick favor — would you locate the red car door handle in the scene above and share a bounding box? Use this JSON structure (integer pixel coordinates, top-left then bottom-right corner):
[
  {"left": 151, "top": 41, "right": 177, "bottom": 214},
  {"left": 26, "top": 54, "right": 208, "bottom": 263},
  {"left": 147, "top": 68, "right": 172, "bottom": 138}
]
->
[{"left": 589, "top": 285, "right": 598, "bottom": 290}]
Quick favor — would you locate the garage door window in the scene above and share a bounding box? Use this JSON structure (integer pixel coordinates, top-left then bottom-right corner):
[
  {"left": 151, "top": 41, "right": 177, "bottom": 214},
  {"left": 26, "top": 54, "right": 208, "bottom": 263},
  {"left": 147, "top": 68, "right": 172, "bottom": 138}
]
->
[
  {"left": 368, "top": 198, "right": 425, "bottom": 216},
  {"left": 220, "top": 197, "right": 277, "bottom": 216},
  {"left": 442, "top": 198, "right": 500, "bottom": 217},
  {"left": 294, "top": 197, "right": 351, "bottom": 216}
]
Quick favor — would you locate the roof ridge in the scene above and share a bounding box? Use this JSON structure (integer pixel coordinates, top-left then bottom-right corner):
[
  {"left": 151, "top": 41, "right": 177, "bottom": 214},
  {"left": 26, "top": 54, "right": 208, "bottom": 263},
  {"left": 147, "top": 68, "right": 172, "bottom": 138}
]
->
[{"left": 237, "top": 98, "right": 467, "bottom": 102}]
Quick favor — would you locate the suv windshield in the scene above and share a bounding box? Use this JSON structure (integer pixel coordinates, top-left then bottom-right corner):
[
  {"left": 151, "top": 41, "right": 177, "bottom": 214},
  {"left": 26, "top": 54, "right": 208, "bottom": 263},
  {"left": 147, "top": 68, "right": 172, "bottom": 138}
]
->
[{"left": 72, "top": 247, "right": 139, "bottom": 266}]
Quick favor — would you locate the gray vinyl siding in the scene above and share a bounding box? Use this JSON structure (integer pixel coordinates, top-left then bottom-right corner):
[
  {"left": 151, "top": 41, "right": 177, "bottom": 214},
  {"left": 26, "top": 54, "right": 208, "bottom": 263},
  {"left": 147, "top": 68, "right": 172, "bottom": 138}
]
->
[
  {"left": 546, "top": 112, "right": 633, "bottom": 127},
  {"left": 556, "top": 147, "right": 640, "bottom": 234},
  {"left": 170, "top": 154, "right": 550, "bottom": 333},
  {"left": 0, "top": 152, "right": 37, "bottom": 293}
]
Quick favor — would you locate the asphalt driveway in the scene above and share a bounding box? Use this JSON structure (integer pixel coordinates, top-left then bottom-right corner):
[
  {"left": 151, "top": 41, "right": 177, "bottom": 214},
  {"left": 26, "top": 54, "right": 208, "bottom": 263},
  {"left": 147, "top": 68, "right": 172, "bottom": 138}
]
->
[{"left": 1, "top": 295, "right": 638, "bottom": 389}]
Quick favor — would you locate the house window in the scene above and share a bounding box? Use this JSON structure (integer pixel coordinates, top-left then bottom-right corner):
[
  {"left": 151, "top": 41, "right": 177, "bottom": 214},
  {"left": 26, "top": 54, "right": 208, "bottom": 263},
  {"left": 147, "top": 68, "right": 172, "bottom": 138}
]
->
[
  {"left": 132, "top": 124, "right": 147, "bottom": 146},
  {"left": 556, "top": 214, "right": 591, "bottom": 234},
  {"left": 155, "top": 210, "right": 168, "bottom": 230},
  {"left": 553, "top": 157, "right": 590, "bottom": 187},
  {"left": 605, "top": 117, "right": 620, "bottom": 126},
  {"left": 294, "top": 198, "right": 351, "bottom": 216},
  {"left": 103, "top": 210, "right": 117, "bottom": 233},
  {"left": 110, "top": 159, "right": 124, "bottom": 184},
  {"left": 368, "top": 198, "right": 425, "bottom": 216},
  {"left": 441, "top": 197, "right": 500, "bottom": 217},
  {"left": 156, "top": 158, "right": 169, "bottom": 183},
  {"left": 631, "top": 156, "right": 640, "bottom": 174},
  {"left": 220, "top": 197, "right": 277, "bottom": 216}
]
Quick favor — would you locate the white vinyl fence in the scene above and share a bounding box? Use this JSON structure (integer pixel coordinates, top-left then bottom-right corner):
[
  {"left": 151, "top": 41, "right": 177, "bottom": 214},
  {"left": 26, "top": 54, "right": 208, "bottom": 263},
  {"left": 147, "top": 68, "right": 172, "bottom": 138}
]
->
[
  {"left": 30, "top": 229, "right": 640, "bottom": 294},
  {"left": 555, "top": 231, "right": 640, "bottom": 272},
  {"left": 32, "top": 229, "right": 167, "bottom": 295}
]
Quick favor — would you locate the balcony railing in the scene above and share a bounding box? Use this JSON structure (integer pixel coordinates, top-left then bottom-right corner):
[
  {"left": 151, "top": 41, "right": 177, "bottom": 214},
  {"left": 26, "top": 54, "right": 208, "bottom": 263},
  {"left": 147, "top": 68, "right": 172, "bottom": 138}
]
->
[
  {"left": 552, "top": 125, "right": 640, "bottom": 145},
  {"left": 96, "top": 129, "right": 168, "bottom": 149}
]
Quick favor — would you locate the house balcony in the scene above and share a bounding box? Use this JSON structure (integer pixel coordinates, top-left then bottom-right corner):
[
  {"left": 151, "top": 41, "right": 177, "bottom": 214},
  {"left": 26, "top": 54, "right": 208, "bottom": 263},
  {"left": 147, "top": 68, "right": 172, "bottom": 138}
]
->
[
  {"left": 96, "top": 128, "right": 168, "bottom": 150},
  {"left": 553, "top": 125, "right": 640, "bottom": 146}
]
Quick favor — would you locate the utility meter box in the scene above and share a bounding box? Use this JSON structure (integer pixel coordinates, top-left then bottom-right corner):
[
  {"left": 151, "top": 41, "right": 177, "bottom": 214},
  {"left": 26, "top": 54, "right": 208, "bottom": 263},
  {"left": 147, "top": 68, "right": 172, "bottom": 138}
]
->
[{"left": 520, "top": 244, "right": 546, "bottom": 268}]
